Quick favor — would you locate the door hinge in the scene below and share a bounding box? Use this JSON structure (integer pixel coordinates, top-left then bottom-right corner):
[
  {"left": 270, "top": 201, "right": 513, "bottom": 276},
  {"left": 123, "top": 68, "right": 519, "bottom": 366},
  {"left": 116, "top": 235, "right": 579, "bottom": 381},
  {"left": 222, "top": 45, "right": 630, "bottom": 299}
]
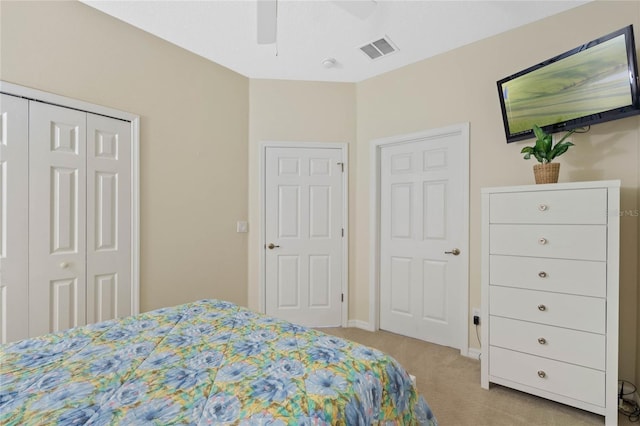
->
[
  {"left": 337, "top": 162, "right": 344, "bottom": 172},
  {"left": 341, "top": 293, "right": 344, "bottom": 302},
  {"left": 341, "top": 228, "right": 344, "bottom": 237}
]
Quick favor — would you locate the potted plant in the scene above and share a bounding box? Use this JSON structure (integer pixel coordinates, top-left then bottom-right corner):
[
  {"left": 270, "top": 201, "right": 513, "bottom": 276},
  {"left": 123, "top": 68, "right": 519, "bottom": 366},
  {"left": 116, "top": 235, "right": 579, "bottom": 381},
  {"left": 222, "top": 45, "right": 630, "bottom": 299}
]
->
[{"left": 521, "top": 124, "right": 575, "bottom": 184}]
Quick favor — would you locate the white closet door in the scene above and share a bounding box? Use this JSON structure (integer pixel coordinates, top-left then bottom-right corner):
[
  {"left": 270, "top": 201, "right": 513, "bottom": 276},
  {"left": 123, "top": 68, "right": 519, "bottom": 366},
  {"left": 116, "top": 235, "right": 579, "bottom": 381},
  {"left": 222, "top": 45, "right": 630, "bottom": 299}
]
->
[
  {"left": 86, "top": 113, "right": 132, "bottom": 323},
  {"left": 0, "top": 94, "right": 29, "bottom": 343},
  {"left": 29, "top": 102, "right": 87, "bottom": 336}
]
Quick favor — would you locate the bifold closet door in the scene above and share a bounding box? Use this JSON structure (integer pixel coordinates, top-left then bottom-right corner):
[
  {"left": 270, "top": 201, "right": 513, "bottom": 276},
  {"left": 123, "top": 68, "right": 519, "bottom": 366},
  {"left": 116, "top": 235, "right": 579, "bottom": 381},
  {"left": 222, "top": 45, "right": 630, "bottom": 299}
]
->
[
  {"left": 0, "top": 94, "right": 29, "bottom": 343},
  {"left": 29, "top": 102, "right": 88, "bottom": 336},
  {"left": 86, "top": 113, "right": 132, "bottom": 323},
  {"left": 28, "top": 103, "right": 133, "bottom": 337}
]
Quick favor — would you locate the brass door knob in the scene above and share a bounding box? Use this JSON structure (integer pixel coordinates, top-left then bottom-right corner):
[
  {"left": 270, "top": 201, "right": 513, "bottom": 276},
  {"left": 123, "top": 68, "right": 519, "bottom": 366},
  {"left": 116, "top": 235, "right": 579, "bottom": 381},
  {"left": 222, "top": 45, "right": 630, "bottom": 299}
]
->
[
  {"left": 267, "top": 243, "right": 280, "bottom": 250},
  {"left": 444, "top": 248, "right": 461, "bottom": 256}
]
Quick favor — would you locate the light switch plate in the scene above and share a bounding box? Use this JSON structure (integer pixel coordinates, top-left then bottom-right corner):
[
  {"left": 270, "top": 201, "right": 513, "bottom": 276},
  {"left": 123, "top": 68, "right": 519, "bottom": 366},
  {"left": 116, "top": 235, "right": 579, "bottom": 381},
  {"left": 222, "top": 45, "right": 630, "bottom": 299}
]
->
[{"left": 236, "top": 221, "right": 248, "bottom": 233}]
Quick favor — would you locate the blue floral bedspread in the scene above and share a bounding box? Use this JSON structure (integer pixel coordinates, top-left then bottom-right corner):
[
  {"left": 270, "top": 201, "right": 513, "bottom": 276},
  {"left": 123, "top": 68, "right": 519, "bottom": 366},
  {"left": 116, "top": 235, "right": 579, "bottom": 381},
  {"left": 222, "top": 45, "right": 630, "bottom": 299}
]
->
[{"left": 0, "top": 299, "right": 437, "bottom": 425}]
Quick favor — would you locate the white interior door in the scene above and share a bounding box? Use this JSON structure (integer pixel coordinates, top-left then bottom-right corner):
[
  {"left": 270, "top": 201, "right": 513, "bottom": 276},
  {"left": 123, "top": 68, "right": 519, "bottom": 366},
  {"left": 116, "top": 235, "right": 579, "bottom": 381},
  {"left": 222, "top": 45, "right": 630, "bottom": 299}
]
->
[
  {"left": 379, "top": 130, "right": 466, "bottom": 348},
  {"left": 0, "top": 94, "right": 29, "bottom": 343},
  {"left": 29, "top": 102, "right": 87, "bottom": 336},
  {"left": 264, "top": 146, "right": 344, "bottom": 327},
  {"left": 86, "top": 113, "right": 132, "bottom": 323}
]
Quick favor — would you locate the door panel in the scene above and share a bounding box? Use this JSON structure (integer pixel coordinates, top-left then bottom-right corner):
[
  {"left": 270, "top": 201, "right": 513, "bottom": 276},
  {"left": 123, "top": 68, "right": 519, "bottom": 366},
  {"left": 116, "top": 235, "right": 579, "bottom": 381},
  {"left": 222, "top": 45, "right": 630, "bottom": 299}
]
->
[
  {"left": 87, "top": 113, "right": 132, "bottom": 323},
  {"left": 50, "top": 278, "right": 79, "bottom": 331},
  {"left": 423, "top": 181, "right": 446, "bottom": 239},
  {"left": 380, "top": 131, "right": 465, "bottom": 348},
  {"left": 0, "top": 94, "right": 29, "bottom": 343},
  {"left": 29, "top": 102, "right": 87, "bottom": 336},
  {"left": 277, "top": 255, "right": 300, "bottom": 308},
  {"left": 278, "top": 186, "right": 300, "bottom": 238},
  {"left": 390, "top": 257, "right": 412, "bottom": 314},
  {"left": 423, "top": 259, "right": 447, "bottom": 321},
  {"left": 265, "top": 147, "right": 343, "bottom": 327},
  {"left": 309, "top": 255, "right": 330, "bottom": 307}
]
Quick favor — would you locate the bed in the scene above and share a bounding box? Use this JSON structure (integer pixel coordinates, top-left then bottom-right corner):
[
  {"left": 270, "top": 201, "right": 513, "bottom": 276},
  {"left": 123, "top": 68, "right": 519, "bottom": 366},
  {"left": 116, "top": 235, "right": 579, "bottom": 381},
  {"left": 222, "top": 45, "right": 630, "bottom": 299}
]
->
[{"left": 0, "top": 299, "right": 436, "bottom": 425}]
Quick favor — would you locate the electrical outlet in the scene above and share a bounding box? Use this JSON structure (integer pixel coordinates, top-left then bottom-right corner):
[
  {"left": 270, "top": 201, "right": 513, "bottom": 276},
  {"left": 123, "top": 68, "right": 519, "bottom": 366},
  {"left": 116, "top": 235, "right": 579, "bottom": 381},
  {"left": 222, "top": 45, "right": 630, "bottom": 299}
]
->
[{"left": 472, "top": 308, "right": 481, "bottom": 325}]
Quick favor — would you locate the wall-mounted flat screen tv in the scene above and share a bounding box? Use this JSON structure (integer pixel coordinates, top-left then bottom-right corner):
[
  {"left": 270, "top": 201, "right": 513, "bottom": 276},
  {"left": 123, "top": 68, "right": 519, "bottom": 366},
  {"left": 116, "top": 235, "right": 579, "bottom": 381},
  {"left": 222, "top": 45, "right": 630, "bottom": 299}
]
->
[{"left": 498, "top": 25, "right": 640, "bottom": 143}]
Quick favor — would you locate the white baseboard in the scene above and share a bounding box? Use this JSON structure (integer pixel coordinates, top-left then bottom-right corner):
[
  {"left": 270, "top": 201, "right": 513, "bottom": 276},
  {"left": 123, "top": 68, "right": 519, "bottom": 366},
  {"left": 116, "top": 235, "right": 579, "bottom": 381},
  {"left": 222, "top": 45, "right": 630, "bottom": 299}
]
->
[
  {"left": 466, "top": 347, "right": 482, "bottom": 361},
  {"left": 347, "top": 319, "right": 375, "bottom": 331}
]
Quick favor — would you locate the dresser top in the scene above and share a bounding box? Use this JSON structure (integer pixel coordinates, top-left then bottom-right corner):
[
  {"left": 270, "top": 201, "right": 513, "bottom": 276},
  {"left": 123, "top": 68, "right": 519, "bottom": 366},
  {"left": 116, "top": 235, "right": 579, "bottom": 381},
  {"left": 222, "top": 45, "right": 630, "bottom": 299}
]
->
[{"left": 481, "top": 180, "right": 621, "bottom": 194}]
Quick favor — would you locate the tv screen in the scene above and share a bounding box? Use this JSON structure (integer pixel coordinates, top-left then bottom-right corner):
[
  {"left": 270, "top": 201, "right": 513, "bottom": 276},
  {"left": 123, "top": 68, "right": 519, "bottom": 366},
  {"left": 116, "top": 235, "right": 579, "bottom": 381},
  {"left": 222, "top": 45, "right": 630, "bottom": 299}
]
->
[{"left": 498, "top": 25, "right": 640, "bottom": 143}]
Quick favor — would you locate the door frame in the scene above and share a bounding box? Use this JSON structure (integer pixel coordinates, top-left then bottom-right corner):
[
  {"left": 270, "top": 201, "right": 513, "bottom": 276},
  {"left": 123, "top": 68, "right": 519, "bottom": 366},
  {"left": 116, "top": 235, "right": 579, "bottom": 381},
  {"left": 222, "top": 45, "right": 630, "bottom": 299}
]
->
[
  {"left": 369, "top": 123, "right": 470, "bottom": 355},
  {"left": 0, "top": 80, "right": 141, "bottom": 316},
  {"left": 259, "top": 141, "right": 349, "bottom": 327}
]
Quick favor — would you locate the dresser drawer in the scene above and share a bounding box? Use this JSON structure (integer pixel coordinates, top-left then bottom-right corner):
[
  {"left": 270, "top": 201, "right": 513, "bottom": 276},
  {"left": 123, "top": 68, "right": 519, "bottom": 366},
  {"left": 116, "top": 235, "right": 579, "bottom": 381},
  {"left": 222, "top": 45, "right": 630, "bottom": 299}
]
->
[
  {"left": 490, "top": 224, "right": 606, "bottom": 261},
  {"left": 490, "top": 286, "right": 605, "bottom": 333},
  {"left": 489, "top": 189, "right": 607, "bottom": 224},
  {"left": 489, "top": 346, "right": 605, "bottom": 407},
  {"left": 490, "top": 316, "right": 605, "bottom": 370},
  {"left": 489, "top": 255, "right": 606, "bottom": 297}
]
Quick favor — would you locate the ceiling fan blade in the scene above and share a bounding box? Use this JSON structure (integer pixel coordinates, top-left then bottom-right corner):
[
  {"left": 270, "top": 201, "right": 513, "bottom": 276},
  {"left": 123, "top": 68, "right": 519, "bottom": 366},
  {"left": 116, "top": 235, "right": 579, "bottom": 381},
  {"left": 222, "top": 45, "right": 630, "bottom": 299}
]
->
[{"left": 257, "top": 0, "right": 277, "bottom": 44}]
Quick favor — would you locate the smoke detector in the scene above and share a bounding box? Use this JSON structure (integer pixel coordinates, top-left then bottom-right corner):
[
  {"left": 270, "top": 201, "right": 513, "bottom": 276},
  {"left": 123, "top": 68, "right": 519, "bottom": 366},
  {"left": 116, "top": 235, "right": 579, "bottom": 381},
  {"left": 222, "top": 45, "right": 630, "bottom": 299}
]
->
[
  {"left": 359, "top": 35, "right": 398, "bottom": 60},
  {"left": 322, "top": 57, "right": 337, "bottom": 68}
]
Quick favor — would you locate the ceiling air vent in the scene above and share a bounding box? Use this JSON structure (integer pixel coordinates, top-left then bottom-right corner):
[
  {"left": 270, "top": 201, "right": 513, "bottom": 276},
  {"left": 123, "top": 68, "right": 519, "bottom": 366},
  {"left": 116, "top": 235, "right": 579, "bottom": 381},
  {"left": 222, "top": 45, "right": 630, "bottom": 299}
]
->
[{"left": 359, "top": 36, "right": 398, "bottom": 60}]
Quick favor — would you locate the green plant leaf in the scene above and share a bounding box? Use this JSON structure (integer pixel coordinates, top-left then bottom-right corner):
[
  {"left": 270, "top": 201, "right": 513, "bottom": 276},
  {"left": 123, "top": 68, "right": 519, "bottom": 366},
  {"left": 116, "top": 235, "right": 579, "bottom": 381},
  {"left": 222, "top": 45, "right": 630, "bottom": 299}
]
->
[
  {"left": 521, "top": 147, "right": 534, "bottom": 155},
  {"left": 543, "top": 134, "right": 553, "bottom": 153},
  {"left": 549, "top": 141, "right": 574, "bottom": 161},
  {"left": 532, "top": 125, "right": 546, "bottom": 141},
  {"left": 521, "top": 146, "right": 539, "bottom": 162},
  {"left": 556, "top": 129, "right": 576, "bottom": 145},
  {"left": 534, "top": 137, "right": 547, "bottom": 155}
]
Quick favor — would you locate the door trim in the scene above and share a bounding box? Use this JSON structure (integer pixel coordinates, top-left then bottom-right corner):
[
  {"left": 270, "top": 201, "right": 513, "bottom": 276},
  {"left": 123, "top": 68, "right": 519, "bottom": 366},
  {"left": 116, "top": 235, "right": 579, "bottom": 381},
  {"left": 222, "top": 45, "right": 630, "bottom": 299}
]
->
[
  {"left": 369, "top": 123, "right": 469, "bottom": 355},
  {"left": 0, "top": 80, "right": 141, "bottom": 316},
  {"left": 259, "top": 141, "right": 348, "bottom": 327}
]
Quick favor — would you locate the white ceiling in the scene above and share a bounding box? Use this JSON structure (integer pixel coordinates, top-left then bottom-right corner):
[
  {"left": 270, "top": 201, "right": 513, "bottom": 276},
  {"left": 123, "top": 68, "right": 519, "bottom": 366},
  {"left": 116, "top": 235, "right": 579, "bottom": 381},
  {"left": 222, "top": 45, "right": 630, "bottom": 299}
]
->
[{"left": 81, "top": 0, "right": 589, "bottom": 83}]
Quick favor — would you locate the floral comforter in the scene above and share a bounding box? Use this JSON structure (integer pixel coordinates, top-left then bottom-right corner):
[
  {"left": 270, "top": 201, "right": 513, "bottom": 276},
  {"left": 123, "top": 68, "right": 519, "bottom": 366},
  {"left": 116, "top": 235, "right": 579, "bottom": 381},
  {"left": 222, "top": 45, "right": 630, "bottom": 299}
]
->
[{"left": 0, "top": 299, "right": 436, "bottom": 425}]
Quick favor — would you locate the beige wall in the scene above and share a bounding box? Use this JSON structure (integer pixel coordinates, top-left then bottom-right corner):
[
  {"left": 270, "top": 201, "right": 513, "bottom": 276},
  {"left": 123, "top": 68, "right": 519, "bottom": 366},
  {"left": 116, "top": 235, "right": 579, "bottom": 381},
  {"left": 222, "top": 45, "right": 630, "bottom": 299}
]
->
[
  {"left": 355, "top": 1, "right": 640, "bottom": 384},
  {"left": 2, "top": 0, "right": 639, "bottom": 388},
  {"left": 0, "top": 1, "right": 250, "bottom": 311},
  {"left": 247, "top": 79, "right": 357, "bottom": 313}
]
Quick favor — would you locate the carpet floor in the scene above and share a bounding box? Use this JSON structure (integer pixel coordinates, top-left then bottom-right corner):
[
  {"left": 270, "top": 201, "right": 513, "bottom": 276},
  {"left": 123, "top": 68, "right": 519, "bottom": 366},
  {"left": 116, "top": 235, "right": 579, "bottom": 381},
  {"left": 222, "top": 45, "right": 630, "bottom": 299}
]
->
[{"left": 322, "top": 327, "right": 636, "bottom": 426}]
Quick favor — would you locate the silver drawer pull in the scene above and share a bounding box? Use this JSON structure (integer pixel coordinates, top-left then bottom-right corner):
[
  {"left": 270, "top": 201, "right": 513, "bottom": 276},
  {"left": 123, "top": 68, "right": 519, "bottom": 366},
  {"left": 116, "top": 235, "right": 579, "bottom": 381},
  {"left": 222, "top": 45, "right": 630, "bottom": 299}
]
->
[
  {"left": 538, "top": 271, "right": 547, "bottom": 278},
  {"left": 538, "top": 337, "right": 547, "bottom": 345},
  {"left": 538, "top": 238, "right": 548, "bottom": 245},
  {"left": 537, "top": 370, "right": 546, "bottom": 378},
  {"left": 538, "top": 204, "right": 548, "bottom": 211},
  {"left": 537, "top": 304, "right": 547, "bottom": 311}
]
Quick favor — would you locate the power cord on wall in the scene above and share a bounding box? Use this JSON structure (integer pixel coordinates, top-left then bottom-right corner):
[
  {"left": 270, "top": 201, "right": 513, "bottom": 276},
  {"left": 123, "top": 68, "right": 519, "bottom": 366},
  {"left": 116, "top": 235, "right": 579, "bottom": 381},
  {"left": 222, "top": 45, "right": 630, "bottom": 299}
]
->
[
  {"left": 472, "top": 314, "right": 481, "bottom": 360},
  {"left": 619, "top": 380, "right": 640, "bottom": 422}
]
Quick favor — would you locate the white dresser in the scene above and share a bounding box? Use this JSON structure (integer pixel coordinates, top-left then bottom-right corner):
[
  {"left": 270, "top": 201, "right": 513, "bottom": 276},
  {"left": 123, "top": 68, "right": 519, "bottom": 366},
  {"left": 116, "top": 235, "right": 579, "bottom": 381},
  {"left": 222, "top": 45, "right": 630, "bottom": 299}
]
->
[{"left": 480, "top": 180, "right": 620, "bottom": 425}]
